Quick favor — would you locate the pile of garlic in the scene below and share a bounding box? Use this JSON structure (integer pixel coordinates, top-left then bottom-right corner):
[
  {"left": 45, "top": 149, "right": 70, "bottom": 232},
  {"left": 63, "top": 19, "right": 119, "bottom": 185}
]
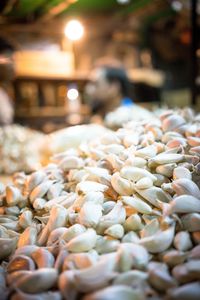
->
[
  {"left": 105, "top": 104, "right": 154, "bottom": 129},
  {"left": 0, "top": 125, "right": 44, "bottom": 174},
  {"left": 0, "top": 108, "right": 200, "bottom": 300}
]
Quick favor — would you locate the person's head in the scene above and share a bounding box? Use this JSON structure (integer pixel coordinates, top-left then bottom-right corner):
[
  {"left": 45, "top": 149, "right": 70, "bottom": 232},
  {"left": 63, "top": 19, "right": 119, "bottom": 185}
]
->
[
  {"left": 88, "top": 66, "right": 130, "bottom": 101},
  {"left": 85, "top": 65, "right": 131, "bottom": 114}
]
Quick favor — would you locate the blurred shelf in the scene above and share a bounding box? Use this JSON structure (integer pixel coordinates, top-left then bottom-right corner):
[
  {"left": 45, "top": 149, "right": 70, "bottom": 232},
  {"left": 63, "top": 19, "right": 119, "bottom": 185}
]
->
[
  {"left": 14, "top": 72, "right": 89, "bottom": 82},
  {"left": 15, "top": 105, "right": 90, "bottom": 118}
]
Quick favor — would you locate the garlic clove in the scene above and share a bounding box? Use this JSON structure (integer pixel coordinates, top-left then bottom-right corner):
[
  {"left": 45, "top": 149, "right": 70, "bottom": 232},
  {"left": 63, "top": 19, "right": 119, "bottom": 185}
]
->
[
  {"left": 99, "top": 201, "right": 126, "bottom": 232},
  {"left": 76, "top": 181, "right": 108, "bottom": 194},
  {"left": 54, "top": 249, "right": 68, "bottom": 273},
  {"left": 124, "top": 214, "right": 143, "bottom": 232},
  {"left": 33, "top": 198, "right": 47, "bottom": 210},
  {"left": 18, "top": 210, "right": 33, "bottom": 229},
  {"left": 105, "top": 224, "right": 124, "bottom": 239},
  {"left": 63, "top": 252, "right": 96, "bottom": 271},
  {"left": 192, "top": 231, "right": 200, "bottom": 245},
  {"left": 148, "top": 262, "right": 177, "bottom": 292},
  {"left": 134, "top": 144, "right": 158, "bottom": 159},
  {"left": 102, "top": 201, "right": 116, "bottom": 215},
  {"left": 120, "top": 166, "right": 157, "bottom": 182},
  {"left": 66, "top": 228, "right": 97, "bottom": 253},
  {"left": 14, "top": 245, "right": 39, "bottom": 257},
  {"left": 156, "top": 163, "right": 177, "bottom": 178},
  {"left": 0, "top": 237, "right": 18, "bottom": 260},
  {"left": 58, "top": 270, "right": 77, "bottom": 300},
  {"left": 11, "top": 290, "right": 61, "bottom": 300},
  {"left": 37, "top": 205, "right": 68, "bottom": 246},
  {"left": 6, "top": 186, "right": 23, "bottom": 207},
  {"left": 13, "top": 268, "right": 58, "bottom": 293},
  {"left": 162, "top": 114, "right": 185, "bottom": 132},
  {"left": 30, "top": 180, "right": 54, "bottom": 204},
  {"left": 172, "top": 178, "right": 200, "bottom": 198},
  {"left": 5, "top": 206, "right": 20, "bottom": 216},
  {"left": 111, "top": 172, "right": 134, "bottom": 196},
  {"left": 17, "top": 227, "right": 38, "bottom": 248},
  {"left": 62, "top": 224, "right": 86, "bottom": 243},
  {"left": 135, "top": 186, "right": 172, "bottom": 207},
  {"left": 140, "top": 219, "right": 160, "bottom": 238},
  {"left": 113, "top": 270, "right": 148, "bottom": 286},
  {"left": 74, "top": 253, "right": 117, "bottom": 293},
  {"left": 139, "top": 224, "right": 175, "bottom": 253},
  {"left": 31, "top": 248, "right": 55, "bottom": 268},
  {"left": 121, "top": 195, "right": 152, "bottom": 214},
  {"left": 95, "top": 236, "right": 120, "bottom": 254},
  {"left": 78, "top": 202, "right": 102, "bottom": 228},
  {"left": 47, "top": 182, "right": 64, "bottom": 200},
  {"left": 44, "top": 193, "right": 76, "bottom": 211},
  {"left": 173, "top": 166, "right": 192, "bottom": 180},
  {"left": 122, "top": 231, "right": 140, "bottom": 243},
  {"left": 149, "top": 153, "right": 184, "bottom": 165},
  {"left": 7, "top": 255, "right": 35, "bottom": 273},
  {"left": 135, "top": 177, "right": 153, "bottom": 189},
  {"left": 166, "top": 282, "right": 200, "bottom": 300},
  {"left": 169, "top": 195, "right": 200, "bottom": 214},
  {"left": 117, "top": 243, "right": 149, "bottom": 271},
  {"left": 173, "top": 231, "right": 193, "bottom": 251},
  {"left": 58, "top": 156, "right": 84, "bottom": 171},
  {"left": 25, "top": 171, "right": 46, "bottom": 193},
  {"left": 188, "top": 245, "right": 200, "bottom": 260},
  {"left": 47, "top": 227, "right": 68, "bottom": 246},
  {"left": 82, "top": 285, "right": 142, "bottom": 300},
  {"left": 163, "top": 250, "right": 187, "bottom": 267},
  {"left": 172, "top": 260, "right": 200, "bottom": 284}
]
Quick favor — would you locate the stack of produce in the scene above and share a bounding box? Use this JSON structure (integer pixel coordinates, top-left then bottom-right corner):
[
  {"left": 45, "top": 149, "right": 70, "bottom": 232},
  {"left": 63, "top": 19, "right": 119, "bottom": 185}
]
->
[
  {"left": 0, "top": 108, "right": 200, "bottom": 300},
  {"left": 105, "top": 105, "right": 154, "bottom": 129},
  {"left": 0, "top": 125, "right": 44, "bottom": 174}
]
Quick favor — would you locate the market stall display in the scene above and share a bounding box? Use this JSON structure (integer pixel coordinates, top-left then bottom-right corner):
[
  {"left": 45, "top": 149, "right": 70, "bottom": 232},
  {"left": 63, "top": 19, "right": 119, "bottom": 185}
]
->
[{"left": 0, "top": 108, "right": 200, "bottom": 299}]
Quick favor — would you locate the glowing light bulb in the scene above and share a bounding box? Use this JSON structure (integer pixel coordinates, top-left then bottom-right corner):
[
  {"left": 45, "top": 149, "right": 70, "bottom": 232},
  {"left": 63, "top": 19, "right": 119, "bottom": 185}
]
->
[
  {"left": 171, "top": 1, "right": 183, "bottom": 11},
  {"left": 67, "top": 88, "right": 79, "bottom": 101},
  {"left": 64, "top": 20, "right": 84, "bottom": 41},
  {"left": 117, "top": 0, "right": 130, "bottom": 4}
]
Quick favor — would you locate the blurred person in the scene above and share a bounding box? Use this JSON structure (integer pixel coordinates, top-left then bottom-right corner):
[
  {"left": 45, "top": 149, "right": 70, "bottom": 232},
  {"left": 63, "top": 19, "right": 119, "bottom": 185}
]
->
[
  {"left": 0, "top": 51, "right": 14, "bottom": 125},
  {"left": 85, "top": 60, "right": 133, "bottom": 118}
]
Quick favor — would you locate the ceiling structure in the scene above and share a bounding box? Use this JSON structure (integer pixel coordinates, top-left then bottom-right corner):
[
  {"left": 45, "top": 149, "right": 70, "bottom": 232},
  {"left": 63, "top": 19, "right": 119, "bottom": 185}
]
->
[
  {"left": 0, "top": 0, "right": 192, "bottom": 67},
  {"left": 0, "top": 1, "right": 196, "bottom": 103},
  {"left": 0, "top": 0, "right": 180, "bottom": 43},
  {"left": 0, "top": 0, "right": 176, "bottom": 24}
]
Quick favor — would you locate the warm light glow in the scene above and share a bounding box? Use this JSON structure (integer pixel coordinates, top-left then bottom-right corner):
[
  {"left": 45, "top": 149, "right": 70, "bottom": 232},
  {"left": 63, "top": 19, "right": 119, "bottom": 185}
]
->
[
  {"left": 171, "top": 1, "right": 183, "bottom": 11},
  {"left": 64, "top": 20, "right": 84, "bottom": 41},
  {"left": 117, "top": 0, "right": 130, "bottom": 4},
  {"left": 67, "top": 88, "right": 79, "bottom": 100}
]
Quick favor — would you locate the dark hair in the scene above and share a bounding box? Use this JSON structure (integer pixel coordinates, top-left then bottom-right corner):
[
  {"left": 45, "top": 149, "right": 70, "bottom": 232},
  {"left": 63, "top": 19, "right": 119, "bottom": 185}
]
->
[
  {"left": 103, "top": 67, "right": 131, "bottom": 98},
  {"left": 0, "top": 38, "right": 14, "bottom": 54}
]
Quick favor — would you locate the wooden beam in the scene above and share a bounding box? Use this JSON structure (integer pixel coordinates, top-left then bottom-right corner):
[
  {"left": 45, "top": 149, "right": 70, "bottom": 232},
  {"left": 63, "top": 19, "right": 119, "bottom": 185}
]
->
[{"left": 38, "top": 0, "right": 77, "bottom": 22}]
